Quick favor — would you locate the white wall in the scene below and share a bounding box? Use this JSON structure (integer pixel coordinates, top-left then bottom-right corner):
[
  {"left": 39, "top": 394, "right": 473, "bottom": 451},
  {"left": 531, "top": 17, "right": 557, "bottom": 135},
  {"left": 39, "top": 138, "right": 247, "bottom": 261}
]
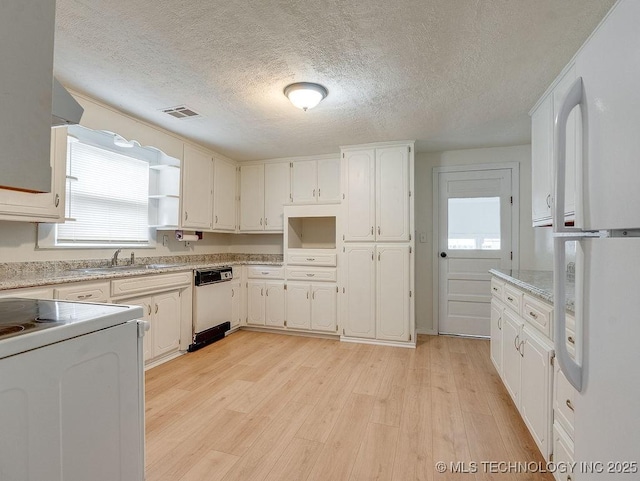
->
[{"left": 414, "top": 145, "right": 553, "bottom": 334}]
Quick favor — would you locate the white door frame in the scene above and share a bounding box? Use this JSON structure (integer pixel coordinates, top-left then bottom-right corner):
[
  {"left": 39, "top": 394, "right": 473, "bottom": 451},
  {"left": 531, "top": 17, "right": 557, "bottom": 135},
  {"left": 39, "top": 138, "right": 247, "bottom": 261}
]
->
[{"left": 432, "top": 162, "right": 520, "bottom": 336}]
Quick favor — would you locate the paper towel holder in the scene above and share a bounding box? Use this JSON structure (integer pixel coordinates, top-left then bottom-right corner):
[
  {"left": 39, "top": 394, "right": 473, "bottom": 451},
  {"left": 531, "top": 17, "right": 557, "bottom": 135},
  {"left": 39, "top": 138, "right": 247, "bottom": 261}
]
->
[{"left": 175, "top": 230, "right": 203, "bottom": 243}]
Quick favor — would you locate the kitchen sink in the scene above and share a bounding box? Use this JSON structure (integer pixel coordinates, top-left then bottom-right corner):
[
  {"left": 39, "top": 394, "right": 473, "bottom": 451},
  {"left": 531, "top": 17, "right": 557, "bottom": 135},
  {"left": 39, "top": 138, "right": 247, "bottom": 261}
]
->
[{"left": 67, "top": 263, "right": 186, "bottom": 274}]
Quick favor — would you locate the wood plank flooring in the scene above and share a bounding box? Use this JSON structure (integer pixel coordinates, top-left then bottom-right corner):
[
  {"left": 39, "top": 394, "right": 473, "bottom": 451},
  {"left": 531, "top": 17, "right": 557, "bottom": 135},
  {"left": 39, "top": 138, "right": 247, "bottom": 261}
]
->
[{"left": 145, "top": 331, "right": 553, "bottom": 481}]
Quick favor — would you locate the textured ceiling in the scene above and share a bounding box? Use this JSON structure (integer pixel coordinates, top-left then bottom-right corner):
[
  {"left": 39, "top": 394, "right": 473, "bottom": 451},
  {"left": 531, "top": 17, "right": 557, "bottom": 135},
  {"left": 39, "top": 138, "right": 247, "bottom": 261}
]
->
[{"left": 53, "top": 0, "right": 615, "bottom": 161}]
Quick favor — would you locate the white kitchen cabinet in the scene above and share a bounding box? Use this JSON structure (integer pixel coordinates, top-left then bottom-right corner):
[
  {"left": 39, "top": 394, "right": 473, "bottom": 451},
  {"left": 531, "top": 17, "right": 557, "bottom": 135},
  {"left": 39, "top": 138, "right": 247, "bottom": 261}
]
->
[
  {"left": 213, "top": 157, "right": 237, "bottom": 232},
  {"left": 554, "top": 359, "right": 576, "bottom": 439},
  {"left": 291, "top": 157, "right": 340, "bottom": 204},
  {"left": 552, "top": 424, "right": 575, "bottom": 481},
  {"left": 501, "top": 308, "right": 523, "bottom": 406},
  {"left": 264, "top": 162, "right": 291, "bottom": 231},
  {"left": 182, "top": 143, "right": 213, "bottom": 229},
  {"left": 375, "top": 146, "right": 410, "bottom": 241},
  {"left": 0, "top": 126, "right": 67, "bottom": 223},
  {"left": 530, "top": 64, "right": 580, "bottom": 227},
  {"left": 376, "top": 245, "right": 410, "bottom": 341},
  {"left": 520, "top": 324, "right": 554, "bottom": 460},
  {"left": 343, "top": 149, "right": 376, "bottom": 241},
  {"left": 54, "top": 280, "right": 111, "bottom": 303},
  {"left": 119, "top": 290, "right": 180, "bottom": 362},
  {"left": 240, "top": 162, "right": 290, "bottom": 232},
  {"left": 285, "top": 281, "right": 337, "bottom": 332},
  {"left": 240, "top": 164, "right": 264, "bottom": 231},
  {"left": 230, "top": 281, "right": 242, "bottom": 330},
  {"left": 246, "top": 280, "right": 285, "bottom": 327},
  {"left": 342, "top": 244, "right": 376, "bottom": 339},
  {"left": 490, "top": 297, "right": 504, "bottom": 373}
]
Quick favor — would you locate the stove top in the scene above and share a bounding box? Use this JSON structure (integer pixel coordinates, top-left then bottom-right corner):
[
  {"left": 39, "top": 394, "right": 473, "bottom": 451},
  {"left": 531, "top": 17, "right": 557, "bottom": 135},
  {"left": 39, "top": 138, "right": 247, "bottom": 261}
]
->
[{"left": 0, "top": 298, "right": 130, "bottom": 341}]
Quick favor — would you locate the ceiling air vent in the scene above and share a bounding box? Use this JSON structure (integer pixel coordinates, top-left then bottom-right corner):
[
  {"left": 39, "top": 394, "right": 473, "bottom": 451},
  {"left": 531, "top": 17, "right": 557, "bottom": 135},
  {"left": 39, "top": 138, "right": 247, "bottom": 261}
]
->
[{"left": 161, "top": 105, "right": 201, "bottom": 119}]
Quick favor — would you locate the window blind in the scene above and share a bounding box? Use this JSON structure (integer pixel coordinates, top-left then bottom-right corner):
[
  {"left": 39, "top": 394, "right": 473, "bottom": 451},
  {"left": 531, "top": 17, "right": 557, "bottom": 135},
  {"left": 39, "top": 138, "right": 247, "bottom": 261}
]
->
[{"left": 56, "top": 141, "right": 150, "bottom": 245}]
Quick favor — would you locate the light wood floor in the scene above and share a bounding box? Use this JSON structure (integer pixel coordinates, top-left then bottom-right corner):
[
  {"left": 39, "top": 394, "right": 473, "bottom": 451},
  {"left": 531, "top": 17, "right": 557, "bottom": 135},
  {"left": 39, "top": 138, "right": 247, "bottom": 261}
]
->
[{"left": 145, "top": 331, "right": 553, "bottom": 481}]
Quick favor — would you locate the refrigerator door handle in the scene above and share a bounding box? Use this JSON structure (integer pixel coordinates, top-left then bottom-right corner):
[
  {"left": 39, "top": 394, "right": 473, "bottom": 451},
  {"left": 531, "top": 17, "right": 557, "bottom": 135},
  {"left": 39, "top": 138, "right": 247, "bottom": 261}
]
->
[
  {"left": 553, "top": 76, "right": 583, "bottom": 234},
  {"left": 553, "top": 236, "right": 583, "bottom": 392}
]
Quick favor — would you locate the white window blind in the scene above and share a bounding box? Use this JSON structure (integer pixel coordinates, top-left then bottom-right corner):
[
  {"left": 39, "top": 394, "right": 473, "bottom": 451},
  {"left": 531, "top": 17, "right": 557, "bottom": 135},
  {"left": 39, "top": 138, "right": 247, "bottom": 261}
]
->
[{"left": 56, "top": 141, "right": 150, "bottom": 245}]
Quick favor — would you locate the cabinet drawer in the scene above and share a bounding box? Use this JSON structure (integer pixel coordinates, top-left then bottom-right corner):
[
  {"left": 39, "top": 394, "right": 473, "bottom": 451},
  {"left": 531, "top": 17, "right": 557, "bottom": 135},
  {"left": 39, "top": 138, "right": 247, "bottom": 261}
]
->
[
  {"left": 0, "top": 286, "right": 54, "bottom": 300},
  {"left": 111, "top": 272, "right": 191, "bottom": 298},
  {"left": 286, "top": 267, "right": 337, "bottom": 282},
  {"left": 552, "top": 423, "right": 575, "bottom": 481},
  {"left": 490, "top": 277, "right": 505, "bottom": 299},
  {"left": 503, "top": 284, "right": 523, "bottom": 314},
  {"left": 288, "top": 251, "right": 337, "bottom": 267},
  {"left": 522, "top": 294, "right": 552, "bottom": 337},
  {"left": 247, "top": 266, "right": 284, "bottom": 279},
  {"left": 554, "top": 363, "right": 576, "bottom": 438},
  {"left": 55, "top": 281, "right": 111, "bottom": 303}
]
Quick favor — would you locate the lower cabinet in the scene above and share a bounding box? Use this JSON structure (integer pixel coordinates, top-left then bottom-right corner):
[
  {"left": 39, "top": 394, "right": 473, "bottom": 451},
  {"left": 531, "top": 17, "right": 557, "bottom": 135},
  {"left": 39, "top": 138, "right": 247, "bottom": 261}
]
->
[
  {"left": 285, "top": 281, "right": 337, "bottom": 333},
  {"left": 247, "top": 280, "right": 285, "bottom": 328},
  {"left": 490, "top": 297, "right": 504, "bottom": 373},
  {"left": 117, "top": 290, "right": 181, "bottom": 363},
  {"left": 342, "top": 244, "right": 411, "bottom": 342},
  {"left": 230, "top": 280, "right": 242, "bottom": 330},
  {"left": 502, "top": 308, "right": 523, "bottom": 406}
]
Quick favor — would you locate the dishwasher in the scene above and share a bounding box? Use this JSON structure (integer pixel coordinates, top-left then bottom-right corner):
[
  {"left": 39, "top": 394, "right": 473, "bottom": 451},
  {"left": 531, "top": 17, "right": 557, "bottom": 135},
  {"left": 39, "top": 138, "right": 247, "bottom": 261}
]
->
[{"left": 189, "top": 266, "right": 233, "bottom": 352}]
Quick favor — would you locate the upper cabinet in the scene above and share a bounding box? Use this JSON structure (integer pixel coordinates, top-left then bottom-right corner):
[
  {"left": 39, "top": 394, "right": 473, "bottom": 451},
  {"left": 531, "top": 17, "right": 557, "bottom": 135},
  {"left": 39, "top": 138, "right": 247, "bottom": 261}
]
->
[
  {"left": 291, "top": 157, "right": 340, "bottom": 204},
  {"left": 239, "top": 162, "right": 291, "bottom": 232},
  {"left": 213, "top": 157, "right": 237, "bottom": 232},
  {"left": 181, "top": 144, "right": 213, "bottom": 230},
  {"left": 342, "top": 144, "right": 411, "bottom": 242},
  {"left": 0, "top": 0, "right": 55, "bottom": 195},
  {"left": 530, "top": 65, "right": 580, "bottom": 227}
]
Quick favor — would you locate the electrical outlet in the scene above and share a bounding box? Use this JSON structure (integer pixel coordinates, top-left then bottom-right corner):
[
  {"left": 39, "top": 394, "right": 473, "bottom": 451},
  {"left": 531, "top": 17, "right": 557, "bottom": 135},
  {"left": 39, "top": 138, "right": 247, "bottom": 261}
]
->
[
  {"left": 162, "top": 235, "right": 169, "bottom": 247},
  {"left": 419, "top": 232, "right": 427, "bottom": 243}
]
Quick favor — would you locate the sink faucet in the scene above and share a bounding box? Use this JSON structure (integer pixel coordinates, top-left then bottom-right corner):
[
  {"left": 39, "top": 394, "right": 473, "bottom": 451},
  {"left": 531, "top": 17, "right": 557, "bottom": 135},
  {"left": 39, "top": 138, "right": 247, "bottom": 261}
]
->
[{"left": 111, "top": 249, "right": 122, "bottom": 267}]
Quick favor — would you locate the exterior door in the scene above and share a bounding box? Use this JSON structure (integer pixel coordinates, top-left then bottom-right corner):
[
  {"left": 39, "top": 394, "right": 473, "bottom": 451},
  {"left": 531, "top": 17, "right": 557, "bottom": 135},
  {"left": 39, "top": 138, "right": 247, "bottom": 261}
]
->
[{"left": 437, "top": 168, "right": 513, "bottom": 336}]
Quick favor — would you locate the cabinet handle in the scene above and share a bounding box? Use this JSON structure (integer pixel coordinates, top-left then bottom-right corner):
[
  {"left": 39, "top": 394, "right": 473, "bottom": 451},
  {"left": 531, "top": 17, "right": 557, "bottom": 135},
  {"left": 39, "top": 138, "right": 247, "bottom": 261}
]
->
[
  {"left": 260, "top": 218, "right": 263, "bottom": 226},
  {"left": 378, "top": 226, "right": 381, "bottom": 235},
  {"left": 77, "top": 294, "right": 93, "bottom": 299},
  {"left": 266, "top": 289, "right": 269, "bottom": 297},
  {"left": 507, "top": 296, "right": 514, "bottom": 302},
  {"left": 498, "top": 316, "right": 502, "bottom": 330},
  {"left": 378, "top": 253, "right": 381, "bottom": 261},
  {"left": 215, "top": 215, "right": 218, "bottom": 223},
  {"left": 371, "top": 226, "right": 374, "bottom": 235},
  {"left": 566, "top": 399, "right": 574, "bottom": 411},
  {"left": 567, "top": 477, "right": 572, "bottom": 481},
  {"left": 519, "top": 340, "right": 525, "bottom": 357},
  {"left": 306, "top": 258, "right": 315, "bottom": 261},
  {"left": 514, "top": 334, "right": 520, "bottom": 350},
  {"left": 231, "top": 288, "right": 235, "bottom": 298},
  {"left": 185, "top": 211, "right": 188, "bottom": 220},
  {"left": 306, "top": 273, "right": 315, "bottom": 277},
  {"left": 313, "top": 189, "right": 316, "bottom": 198},
  {"left": 528, "top": 311, "right": 538, "bottom": 319},
  {"left": 312, "top": 291, "right": 315, "bottom": 300},
  {"left": 147, "top": 305, "right": 152, "bottom": 316},
  {"left": 371, "top": 252, "right": 374, "bottom": 261},
  {"left": 261, "top": 272, "right": 269, "bottom": 275},
  {"left": 306, "top": 291, "right": 309, "bottom": 299},
  {"left": 265, "top": 218, "right": 268, "bottom": 226},
  {"left": 155, "top": 304, "right": 159, "bottom": 314},
  {"left": 54, "top": 194, "right": 60, "bottom": 207},
  {"left": 261, "top": 288, "right": 264, "bottom": 296},
  {"left": 546, "top": 194, "right": 551, "bottom": 208},
  {"left": 567, "top": 335, "right": 575, "bottom": 345},
  {"left": 318, "top": 188, "right": 321, "bottom": 197}
]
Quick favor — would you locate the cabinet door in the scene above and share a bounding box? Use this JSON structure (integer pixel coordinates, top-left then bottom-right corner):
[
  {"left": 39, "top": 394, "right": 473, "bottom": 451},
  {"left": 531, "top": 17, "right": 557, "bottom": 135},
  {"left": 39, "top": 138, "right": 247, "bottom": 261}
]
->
[
  {"left": 343, "top": 245, "right": 376, "bottom": 338},
  {"left": 182, "top": 144, "right": 213, "bottom": 229},
  {"left": 153, "top": 290, "right": 181, "bottom": 357},
  {"left": 265, "top": 281, "right": 286, "bottom": 328},
  {"left": 264, "top": 162, "right": 291, "bottom": 231},
  {"left": 520, "top": 325, "right": 554, "bottom": 460},
  {"left": 343, "top": 150, "right": 375, "bottom": 241},
  {"left": 246, "top": 281, "right": 265, "bottom": 325},
  {"left": 376, "top": 245, "right": 410, "bottom": 341},
  {"left": 286, "top": 282, "right": 311, "bottom": 330},
  {"left": 213, "top": 158, "right": 237, "bottom": 231},
  {"left": 311, "top": 284, "right": 337, "bottom": 332},
  {"left": 230, "top": 281, "right": 241, "bottom": 329},
  {"left": 376, "top": 146, "right": 410, "bottom": 241},
  {"left": 490, "top": 298, "right": 504, "bottom": 374},
  {"left": 240, "top": 164, "right": 264, "bottom": 231},
  {"left": 317, "top": 158, "right": 341, "bottom": 203},
  {"left": 501, "top": 309, "right": 522, "bottom": 406},
  {"left": 553, "top": 65, "right": 579, "bottom": 220},
  {"left": 531, "top": 94, "right": 553, "bottom": 225},
  {"left": 120, "top": 296, "right": 153, "bottom": 362},
  {"left": 291, "top": 160, "right": 317, "bottom": 203}
]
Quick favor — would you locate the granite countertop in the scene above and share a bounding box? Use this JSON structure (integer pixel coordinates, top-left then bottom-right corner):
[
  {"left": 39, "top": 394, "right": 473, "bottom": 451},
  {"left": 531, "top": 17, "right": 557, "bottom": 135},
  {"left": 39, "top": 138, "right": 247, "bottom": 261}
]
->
[
  {"left": 0, "top": 254, "right": 283, "bottom": 291},
  {"left": 489, "top": 268, "right": 575, "bottom": 313}
]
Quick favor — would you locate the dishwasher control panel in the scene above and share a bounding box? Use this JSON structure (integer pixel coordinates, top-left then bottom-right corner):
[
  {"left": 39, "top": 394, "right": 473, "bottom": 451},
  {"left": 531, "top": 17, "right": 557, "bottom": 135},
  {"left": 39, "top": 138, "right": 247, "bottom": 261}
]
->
[{"left": 194, "top": 267, "right": 233, "bottom": 286}]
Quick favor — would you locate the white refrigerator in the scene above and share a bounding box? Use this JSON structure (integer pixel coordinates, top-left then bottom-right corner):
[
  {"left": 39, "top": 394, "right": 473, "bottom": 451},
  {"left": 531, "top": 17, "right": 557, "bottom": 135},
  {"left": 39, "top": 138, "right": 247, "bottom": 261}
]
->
[{"left": 552, "top": 0, "right": 640, "bottom": 478}]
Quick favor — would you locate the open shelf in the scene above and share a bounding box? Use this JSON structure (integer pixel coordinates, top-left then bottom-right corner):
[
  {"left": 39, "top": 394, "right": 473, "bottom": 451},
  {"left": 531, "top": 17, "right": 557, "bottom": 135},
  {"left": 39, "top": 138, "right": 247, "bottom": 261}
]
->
[{"left": 287, "top": 216, "right": 336, "bottom": 249}]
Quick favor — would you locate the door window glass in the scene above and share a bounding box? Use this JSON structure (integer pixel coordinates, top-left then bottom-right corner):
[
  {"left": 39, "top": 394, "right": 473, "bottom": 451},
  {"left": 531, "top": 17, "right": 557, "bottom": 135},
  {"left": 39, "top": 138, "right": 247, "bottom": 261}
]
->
[{"left": 448, "top": 197, "right": 501, "bottom": 250}]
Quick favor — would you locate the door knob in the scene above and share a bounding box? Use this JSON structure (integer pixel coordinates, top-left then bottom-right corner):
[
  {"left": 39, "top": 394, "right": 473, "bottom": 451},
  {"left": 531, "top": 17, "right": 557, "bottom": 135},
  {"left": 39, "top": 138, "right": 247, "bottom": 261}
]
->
[{"left": 440, "top": 252, "right": 447, "bottom": 258}]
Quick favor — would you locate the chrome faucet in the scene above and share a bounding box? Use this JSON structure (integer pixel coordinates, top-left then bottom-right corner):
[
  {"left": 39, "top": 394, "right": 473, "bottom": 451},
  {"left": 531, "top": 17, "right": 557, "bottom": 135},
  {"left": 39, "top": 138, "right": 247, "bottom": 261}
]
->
[{"left": 111, "top": 249, "right": 122, "bottom": 267}]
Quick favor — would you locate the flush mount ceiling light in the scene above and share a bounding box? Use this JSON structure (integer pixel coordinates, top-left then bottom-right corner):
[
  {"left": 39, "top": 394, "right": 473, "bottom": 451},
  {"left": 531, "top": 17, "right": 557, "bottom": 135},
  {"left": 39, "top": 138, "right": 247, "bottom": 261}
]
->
[{"left": 284, "top": 82, "right": 328, "bottom": 111}]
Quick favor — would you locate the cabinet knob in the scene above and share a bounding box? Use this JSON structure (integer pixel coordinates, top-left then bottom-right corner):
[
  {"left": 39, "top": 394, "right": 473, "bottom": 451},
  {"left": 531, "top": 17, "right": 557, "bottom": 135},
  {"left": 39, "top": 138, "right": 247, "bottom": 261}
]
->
[
  {"left": 566, "top": 399, "right": 575, "bottom": 411},
  {"left": 529, "top": 311, "right": 538, "bottom": 319},
  {"left": 567, "top": 336, "right": 575, "bottom": 345},
  {"left": 440, "top": 252, "right": 447, "bottom": 258}
]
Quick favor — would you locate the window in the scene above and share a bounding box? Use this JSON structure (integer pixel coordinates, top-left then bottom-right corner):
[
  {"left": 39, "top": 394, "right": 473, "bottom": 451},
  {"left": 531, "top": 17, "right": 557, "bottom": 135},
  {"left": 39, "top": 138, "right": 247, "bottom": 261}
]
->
[
  {"left": 39, "top": 126, "right": 157, "bottom": 248},
  {"left": 448, "top": 197, "right": 501, "bottom": 250}
]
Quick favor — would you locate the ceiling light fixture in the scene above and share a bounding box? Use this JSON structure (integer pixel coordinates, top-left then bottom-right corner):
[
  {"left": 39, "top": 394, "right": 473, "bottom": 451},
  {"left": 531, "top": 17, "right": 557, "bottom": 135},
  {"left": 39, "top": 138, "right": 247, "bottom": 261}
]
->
[{"left": 284, "top": 82, "right": 328, "bottom": 111}]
